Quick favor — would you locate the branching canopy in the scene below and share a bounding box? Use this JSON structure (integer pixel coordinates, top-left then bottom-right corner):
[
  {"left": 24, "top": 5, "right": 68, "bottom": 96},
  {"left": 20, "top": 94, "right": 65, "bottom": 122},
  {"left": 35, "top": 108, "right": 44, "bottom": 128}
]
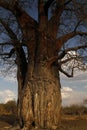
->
[{"left": 0, "top": 0, "right": 87, "bottom": 78}]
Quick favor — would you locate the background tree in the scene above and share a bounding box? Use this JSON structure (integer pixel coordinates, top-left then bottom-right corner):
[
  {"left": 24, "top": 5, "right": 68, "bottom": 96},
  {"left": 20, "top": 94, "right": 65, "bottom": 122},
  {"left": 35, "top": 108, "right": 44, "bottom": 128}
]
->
[
  {"left": 0, "top": 0, "right": 87, "bottom": 130},
  {"left": 83, "top": 99, "right": 87, "bottom": 106},
  {"left": 4, "top": 100, "right": 17, "bottom": 114}
]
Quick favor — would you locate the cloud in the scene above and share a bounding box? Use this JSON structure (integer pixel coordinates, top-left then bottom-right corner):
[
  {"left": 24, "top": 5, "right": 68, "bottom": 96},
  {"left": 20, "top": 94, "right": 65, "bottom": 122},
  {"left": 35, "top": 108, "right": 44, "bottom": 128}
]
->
[
  {"left": 60, "top": 71, "right": 87, "bottom": 82},
  {"left": 61, "top": 87, "right": 73, "bottom": 99},
  {"left": 63, "top": 91, "right": 87, "bottom": 106},
  {"left": 60, "top": 70, "right": 87, "bottom": 106},
  {"left": 83, "top": 86, "right": 87, "bottom": 89},
  {"left": 0, "top": 89, "right": 16, "bottom": 103},
  {"left": 62, "top": 87, "right": 73, "bottom": 92},
  {"left": 61, "top": 86, "right": 87, "bottom": 106}
]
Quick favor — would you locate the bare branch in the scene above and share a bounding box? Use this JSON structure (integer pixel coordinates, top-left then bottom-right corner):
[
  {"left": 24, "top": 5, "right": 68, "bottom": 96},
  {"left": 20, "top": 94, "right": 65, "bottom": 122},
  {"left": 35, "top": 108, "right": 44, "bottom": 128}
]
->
[
  {"left": 44, "top": 0, "right": 54, "bottom": 16},
  {"left": 76, "top": 31, "right": 87, "bottom": 36},
  {"left": 59, "top": 44, "right": 87, "bottom": 65},
  {"left": 0, "top": 19, "right": 18, "bottom": 41},
  {"left": 0, "top": 42, "right": 13, "bottom": 46},
  {"left": 7, "top": 48, "right": 15, "bottom": 58},
  {"left": 47, "top": 43, "right": 87, "bottom": 66},
  {"left": 64, "top": 0, "right": 72, "bottom": 6},
  {"left": 56, "top": 31, "right": 87, "bottom": 51},
  {"left": 60, "top": 57, "right": 74, "bottom": 64},
  {"left": 38, "top": 0, "right": 48, "bottom": 30},
  {"left": 74, "top": 21, "right": 82, "bottom": 32},
  {"left": 14, "top": 1, "right": 37, "bottom": 29},
  {"left": 0, "top": 52, "right": 10, "bottom": 56},
  {"left": 58, "top": 64, "right": 74, "bottom": 77},
  {"left": 48, "top": 0, "right": 72, "bottom": 39},
  {"left": 56, "top": 32, "right": 76, "bottom": 51},
  {"left": 46, "top": 55, "right": 58, "bottom": 67},
  {"left": 65, "top": 44, "right": 87, "bottom": 52},
  {"left": 0, "top": 48, "right": 15, "bottom": 58},
  {"left": 0, "top": 0, "right": 37, "bottom": 30},
  {"left": 48, "top": 1, "right": 64, "bottom": 39},
  {"left": 47, "top": 51, "right": 66, "bottom": 66},
  {"left": 0, "top": 0, "right": 18, "bottom": 11}
]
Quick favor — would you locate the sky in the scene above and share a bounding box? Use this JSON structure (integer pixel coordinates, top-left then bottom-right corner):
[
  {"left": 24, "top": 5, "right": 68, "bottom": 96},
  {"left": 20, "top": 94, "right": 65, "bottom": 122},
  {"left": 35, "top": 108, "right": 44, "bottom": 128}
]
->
[
  {"left": 0, "top": 69, "right": 87, "bottom": 106},
  {"left": 0, "top": 76, "right": 17, "bottom": 103},
  {"left": 60, "top": 71, "right": 87, "bottom": 106}
]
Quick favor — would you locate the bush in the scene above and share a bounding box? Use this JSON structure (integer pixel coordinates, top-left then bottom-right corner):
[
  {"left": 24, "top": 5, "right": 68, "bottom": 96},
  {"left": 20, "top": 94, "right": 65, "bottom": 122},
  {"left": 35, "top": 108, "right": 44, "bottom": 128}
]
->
[
  {"left": 62, "top": 104, "right": 87, "bottom": 116},
  {"left": 4, "top": 100, "right": 17, "bottom": 114},
  {"left": 0, "top": 104, "right": 7, "bottom": 115},
  {"left": 0, "top": 100, "right": 18, "bottom": 125}
]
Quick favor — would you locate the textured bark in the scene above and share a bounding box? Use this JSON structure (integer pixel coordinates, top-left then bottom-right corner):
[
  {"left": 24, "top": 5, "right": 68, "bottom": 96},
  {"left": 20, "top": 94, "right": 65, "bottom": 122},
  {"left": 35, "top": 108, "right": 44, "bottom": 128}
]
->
[{"left": 17, "top": 63, "right": 62, "bottom": 130}]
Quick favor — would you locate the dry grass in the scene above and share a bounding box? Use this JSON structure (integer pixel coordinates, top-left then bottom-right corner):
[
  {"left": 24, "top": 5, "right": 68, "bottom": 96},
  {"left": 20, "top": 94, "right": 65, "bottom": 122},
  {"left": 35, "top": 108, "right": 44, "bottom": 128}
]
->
[{"left": 60, "top": 117, "right": 87, "bottom": 130}]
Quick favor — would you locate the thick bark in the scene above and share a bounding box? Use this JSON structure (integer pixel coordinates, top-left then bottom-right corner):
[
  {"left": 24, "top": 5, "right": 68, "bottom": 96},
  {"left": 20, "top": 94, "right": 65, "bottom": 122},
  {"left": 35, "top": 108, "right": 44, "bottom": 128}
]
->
[{"left": 17, "top": 63, "right": 62, "bottom": 130}]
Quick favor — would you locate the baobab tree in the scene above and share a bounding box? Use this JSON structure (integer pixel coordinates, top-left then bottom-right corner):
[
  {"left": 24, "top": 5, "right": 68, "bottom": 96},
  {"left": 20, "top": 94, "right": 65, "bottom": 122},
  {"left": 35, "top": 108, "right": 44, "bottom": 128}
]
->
[{"left": 0, "top": 0, "right": 87, "bottom": 130}]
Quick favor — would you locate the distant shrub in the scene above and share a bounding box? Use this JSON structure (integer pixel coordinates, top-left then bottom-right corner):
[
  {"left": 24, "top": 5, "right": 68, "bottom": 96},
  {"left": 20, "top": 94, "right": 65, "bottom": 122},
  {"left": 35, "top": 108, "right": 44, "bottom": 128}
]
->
[
  {"left": 0, "top": 104, "right": 7, "bottom": 115},
  {"left": 0, "top": 100, "right": 17, "bottom": 115},
  {"left": 4, "top": 100, "right": 17, "bottom": 115},
  {"left": 62, "top": 104, "right": 87, "bottom": 116},
  {"left": 0, "top": 100, "right": 18, "bottom": 125}
]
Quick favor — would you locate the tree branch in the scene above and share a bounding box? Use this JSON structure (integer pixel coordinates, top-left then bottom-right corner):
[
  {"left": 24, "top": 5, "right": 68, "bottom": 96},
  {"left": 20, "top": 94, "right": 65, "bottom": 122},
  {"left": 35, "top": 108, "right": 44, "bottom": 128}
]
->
[
  {"left": 38, "top": 0, "right": 48, "bottom": 29},
  {"left": 0, "top": 48, "right": 15, "bottom": 58},
  {"left": 7, "top": 48, "right": 15, "bottom": 58},
  {"left": 0, "top": 0, "right": 18, "bottom": 11},
  {"left": 44, "top": 0, "right": 54, "bottom": 16},
  {"left": 55, "top": 32, "right": 76, "bottom": 51},
  {"left": 0, "top": 52, "right": 10, "bottom": 56},
  {"left": 48, "top": 1, "right": 64, "bottom": 39},
  {"left": 65, "top": 44, "right": 87, "bottom": 52},
  {"left": 74, "top": 21, "right": 82, "bottom": 32},
  {"left": 14, "top": 1, "right": 37, "bottom": 29},
  {"left": 47, "top": 50, "right": 66, "bottom": 67},
  {"left": 0, "top": 0, "right": 37, "bottom": 30},
  {"left": 47, "top": 44, "right": 87, "bottom": 66},
  {"left": 59, "top": 65, "right": 74, "bottom": 77},
  {"left": 64, "top": 0, "right": 72, "bottom": 6},
  {"left": 0, "top": 19, "right": 18, "bottom": 42},
  {"left": 46, "top": 55, "right": 58, "bottom": 67},
  {"left": 55, "top": 31, "right": 87, "bottom": 51},
  {"left": 60, "top": 57, "right": 74, "bottom": 64},
  {"left": 0, "top": 42, "right": 12, "bottom": 46}
]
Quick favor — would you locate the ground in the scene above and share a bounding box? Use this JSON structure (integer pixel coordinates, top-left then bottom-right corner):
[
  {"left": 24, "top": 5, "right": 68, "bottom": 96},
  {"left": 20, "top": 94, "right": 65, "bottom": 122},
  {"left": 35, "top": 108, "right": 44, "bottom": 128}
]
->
[
  {"left": 0, "top": 115, "right": 87, "bottom": 130},
  {"left": 59, "top": 115, "right": 87, "bottom": 130}
]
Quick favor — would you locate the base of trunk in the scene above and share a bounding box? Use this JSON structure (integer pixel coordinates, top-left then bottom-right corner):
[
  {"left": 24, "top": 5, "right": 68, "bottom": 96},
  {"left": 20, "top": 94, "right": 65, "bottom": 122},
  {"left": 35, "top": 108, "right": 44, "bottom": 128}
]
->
[{"left": 18, "top": 77, "right": 61, "bottom": 130}]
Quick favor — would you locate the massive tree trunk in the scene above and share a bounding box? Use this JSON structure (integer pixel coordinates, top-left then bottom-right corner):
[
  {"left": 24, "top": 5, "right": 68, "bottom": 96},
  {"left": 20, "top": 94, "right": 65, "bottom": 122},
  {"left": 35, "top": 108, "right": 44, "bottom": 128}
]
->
[
  {"left": 17, "top": 62, "right": 61, "bottom": 130},
  {"left": 15, "top": 1, "right": 62, "bottom": 129}
]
